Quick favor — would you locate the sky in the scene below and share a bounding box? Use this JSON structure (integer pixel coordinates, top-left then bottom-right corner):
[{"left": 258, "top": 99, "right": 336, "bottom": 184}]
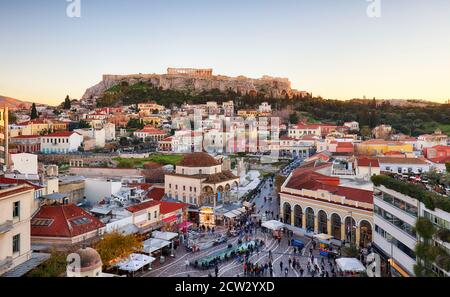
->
[{"left": 0, "top": 0, "right": 449, "bottom": 105}]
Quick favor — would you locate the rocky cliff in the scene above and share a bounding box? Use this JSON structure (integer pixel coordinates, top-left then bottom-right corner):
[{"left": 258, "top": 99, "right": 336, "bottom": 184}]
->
[{"left": 82, "top": 72, "right": 299, "bottom": 100}]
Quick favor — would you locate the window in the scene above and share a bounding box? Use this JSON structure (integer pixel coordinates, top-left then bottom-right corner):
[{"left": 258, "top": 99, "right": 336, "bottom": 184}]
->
[
  {"left": 154, "top": 211, "right": 157, "bottom": 219},
  {"left": 13, "top": 201, "right": 20, "bottom": 218},
  {"left": 169, "top": 184, "right": 171, "bottom": 189},
  {"left": 148, "top": 212, "right": 152, "bottom": 220},
  {"left": 13, "top": 234, "right": 20, "bottom": 253}
]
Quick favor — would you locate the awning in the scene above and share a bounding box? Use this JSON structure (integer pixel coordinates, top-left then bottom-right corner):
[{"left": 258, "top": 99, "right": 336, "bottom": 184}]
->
[
  {"left": 152, "top": 231, "right": 178, "bottom": 241},
  {"left": 143, "top": 238, "right": 171, "bottom": 253},
  {"left": 162, "top": 214, "right": 177, "bottom": 223},
  {"left": 261, "top": 220, "right": 285, "bottom": 230},
  {"left": 116, "top": 253, "right": 155, "bottom": 272},
  {"left": 336, "top": 258, "right": 366, "bottom": 272}
]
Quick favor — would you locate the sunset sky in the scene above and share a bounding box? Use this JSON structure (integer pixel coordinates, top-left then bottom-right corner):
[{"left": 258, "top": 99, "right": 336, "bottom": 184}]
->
[{"left": 1, "top": 0, "right": 449, "bottom": 105}]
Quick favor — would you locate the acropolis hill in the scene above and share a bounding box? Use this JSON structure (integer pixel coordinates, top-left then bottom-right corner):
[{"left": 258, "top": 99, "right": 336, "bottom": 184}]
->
[{"left": 82, "top": 68, "right": 300, "bottom": 100}]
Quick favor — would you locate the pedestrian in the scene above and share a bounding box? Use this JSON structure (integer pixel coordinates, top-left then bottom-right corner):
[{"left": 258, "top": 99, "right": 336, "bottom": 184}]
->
[
  {"left": 215, "top": 265, "right": 219, "bottom": 277},
  {"left": 279, "top": 261, "right": 283, "bottom": 272},
  {"left": 288, "top": 257, "right": 292, "bottom": 268},
  {"left": 299, "top": 267, "right": 304, "bottom": 276},
  {"left": 284, "top": 267, "right": 288, "bottom": 277}
]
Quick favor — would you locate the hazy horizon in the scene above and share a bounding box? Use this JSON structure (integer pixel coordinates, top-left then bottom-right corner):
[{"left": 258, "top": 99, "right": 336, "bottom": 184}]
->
[{"left": 1, "top": 0, "right": 449, "bottom": 105}]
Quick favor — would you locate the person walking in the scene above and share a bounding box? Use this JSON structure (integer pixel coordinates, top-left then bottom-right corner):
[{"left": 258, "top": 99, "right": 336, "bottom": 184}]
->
[
  {"left": 284, "top": 267, "right": 289, "bottom": 277},
  {"left": 215, "top": 265, "right": 219, "bottom": 277},
  {"left": 279, "top": 261, "right": 283, "bottom": 272}
]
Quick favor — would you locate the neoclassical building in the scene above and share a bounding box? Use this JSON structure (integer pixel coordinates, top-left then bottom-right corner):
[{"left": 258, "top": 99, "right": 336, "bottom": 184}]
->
[
  {"left": 164, "top": 152, "right": 240, "bottom": 226},
  {"left": 280, "top": 166, "right": 374, "bottom": 248}
]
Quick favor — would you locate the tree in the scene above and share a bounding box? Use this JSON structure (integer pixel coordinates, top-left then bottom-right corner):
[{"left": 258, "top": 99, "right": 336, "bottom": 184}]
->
[
  {"left": 446, "top": 163, "right": 450, "bottom": 173},
  {"left": 119, "top": 137, "right": 129, "bottom": 146},
  {"left": 95, "top": 232, "right": 143, "bottom": 267},
  {"left": 26, "top": 249, "right": 68, "bottom": 277},
  {"left": 78, "top": 119, "right": 91, "bottom": 129},
  {"left": 289, "top": 112, "right": 299, "bottom": 124},
  {"left": 30, "top": 103, "right": 38, "bottom": 119},
  {"left": 360, "top": 126, "right": 372, "bottom": 139},
  {"left": 63, "top": 95, "right": 71, "bottom": 109},
  {"left": 8, "top": 109, "right": 17, "bottom": 124}
]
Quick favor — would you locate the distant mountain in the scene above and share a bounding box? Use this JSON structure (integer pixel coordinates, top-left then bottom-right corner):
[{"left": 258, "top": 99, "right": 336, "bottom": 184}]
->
[{"left": 0, "top": 95, "right": 33, "bottom": 110}]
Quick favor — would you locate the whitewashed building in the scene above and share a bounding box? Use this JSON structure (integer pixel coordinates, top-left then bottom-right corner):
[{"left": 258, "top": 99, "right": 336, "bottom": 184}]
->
[{"left": 40, "top": 131, "right": 83, "bottom": 154}]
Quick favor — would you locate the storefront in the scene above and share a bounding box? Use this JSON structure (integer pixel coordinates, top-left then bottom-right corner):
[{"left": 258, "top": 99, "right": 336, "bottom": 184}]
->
[{"left": 199, "top": 207, "right": 215, "bottom": 227}]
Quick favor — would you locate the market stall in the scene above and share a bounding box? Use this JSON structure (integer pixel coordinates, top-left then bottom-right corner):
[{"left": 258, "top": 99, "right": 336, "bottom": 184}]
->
[
  {"left": 261, "top": 220, "right": 285, "bottom": 239},
  {"left": 336, "top": 258, "right": 366, "bottom": 277},
  {"left": 116, "top": 253, "right": 156, "bottom": 276}
]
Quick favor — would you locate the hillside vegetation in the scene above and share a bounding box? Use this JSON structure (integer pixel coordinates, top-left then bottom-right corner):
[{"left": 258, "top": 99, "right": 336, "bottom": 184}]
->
[{"left": 96, "top": 81, "right": 450, "bottom": 136}]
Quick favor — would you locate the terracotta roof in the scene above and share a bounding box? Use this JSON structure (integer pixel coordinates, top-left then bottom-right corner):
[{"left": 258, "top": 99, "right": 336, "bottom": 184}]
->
[
  {"left": 11, "top": 135, "right": 40, "bottom": 139},
  {"left": 377, "top": 157, "right": 428, "bottom": 165},
  {"left": 160, "top": 136, "right": 173, "bottom": 142},
  {"left": 336, "top": 142, "right": 354, "bottom": 148},
  {"left": 285, "top": 169, "right": 373, "bottom": 204},
  {"left": 128, "top": 183, "right": 153, "bottom": 191},
  {"left": 178, "top": 152, "right": 219, "bottom": 167},
  {"left": 147, "top": 188, "right": 165, "bottom": 201},
  {"left": 0, "top": 185, "right": 35, "bottom": 199},
  {"left": 125, "top": 200, "right": 160, "bottom": 213},
  {"left": 31, "top": 204, "right": 105, "bottom": 238},
  {"left": 135, "top": 128, "right": 166, "bottom": 135},
  {"left": 427, "top": 156, "right": 450, "bottom": 164},
  {"left": 159, "top": 201, "right": 188, "bottom": 214},
  {"left": 361, "top": 139, "right": 407, "bottom": 146},
  {"left": 357, "top": 157, "right": 380, "bottom": 167},
  {"left": 0, "top": 177, "right": 43, "bottom": 190},
  {"left": 42, "top": 131, "right": 80, "bottom": 137},
  {"left": 203, "top": 170, "right": 239, "bottom": 184}
]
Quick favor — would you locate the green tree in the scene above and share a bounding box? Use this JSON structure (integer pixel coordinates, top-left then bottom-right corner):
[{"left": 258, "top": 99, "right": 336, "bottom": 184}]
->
[
  {"left": 78, "top": 119, "right": 91, "bottom": 129},
  {"left": 446, "top": 163, "right": 450, "bottom": 173},
  {"left": 30, "top": 103, "right": 38, "bottom": 119},
  {"left": 289, "top": 112, "right": 299, "bottom": 124},
  {"left": 63, "top": 95, "right": 71, "bottom": 109},
  {"left": 119, "top": 137, "right": 129, "bottom": 146}
]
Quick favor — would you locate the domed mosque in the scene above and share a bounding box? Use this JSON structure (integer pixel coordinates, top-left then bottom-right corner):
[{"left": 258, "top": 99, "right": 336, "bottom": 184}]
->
[{"left": 164, "top": 152, "right": 240, "bottom": 227}]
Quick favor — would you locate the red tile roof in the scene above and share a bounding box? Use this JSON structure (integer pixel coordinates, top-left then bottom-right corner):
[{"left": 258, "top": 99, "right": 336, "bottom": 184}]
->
[
  {"left": 357, "top": 157, "right": 380, "bottom": 167},
  {"left": 336, "top": 142, "right": 354, "bottom": 148},
  {"left": 42, "top": 131, "right": 80, "bottom": 137},
  {"left": 147, "top": 188, "right": 165, "bottom": 201},
  {"left": 125, "top": 200, "right": 160, "bottom": 213},
  {"left": 11, "top": 135, "right": 40, "bottom": 139},
  {"left": 135, "top": 128, "right": 166, "bottom": 135},
  {"left": 159, "top": 201, "right": 188, "bottom": 215},
  {"left": 31, "top": 204, "right": 105, "bottom": 238},
  {"left": 0, "top": 177, "right": 42, "bottom": 190},
  {"left": 285, "top": 168, "right": 373, "bottom": 205}
]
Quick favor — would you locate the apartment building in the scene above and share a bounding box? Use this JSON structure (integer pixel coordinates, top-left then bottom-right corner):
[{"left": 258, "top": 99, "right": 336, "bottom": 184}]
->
[
  {"left": 0, "top": 185, "right": 34, "bottom": 275},
  {"left": 0, "top": 107, "right": 9, "bottom": 171},
  {"left": 40, "top": 131, "right": 83, "bottom": 154}
]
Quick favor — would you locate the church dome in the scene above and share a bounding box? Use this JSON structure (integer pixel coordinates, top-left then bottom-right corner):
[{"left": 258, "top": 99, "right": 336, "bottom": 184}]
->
[
  {"left": 73, "top": 247, "right": 103, "bottom": 271},
  {"left": 178, "top": 152, "right": 220, "bottom": 168}
]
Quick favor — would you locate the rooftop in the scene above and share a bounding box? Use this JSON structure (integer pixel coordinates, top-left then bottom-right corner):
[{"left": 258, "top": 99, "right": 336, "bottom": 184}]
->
[
  {"left": 31, "top": 204, "right": 105, "bottom": 238},
  {"left": 178, "top": 152, "right": 220, "bottom": 167}
]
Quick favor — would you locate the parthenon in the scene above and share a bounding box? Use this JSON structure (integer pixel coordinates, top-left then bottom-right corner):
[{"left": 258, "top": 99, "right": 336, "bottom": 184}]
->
[{"left": 167, "top": 67, "right": 213, "bottom": 77}]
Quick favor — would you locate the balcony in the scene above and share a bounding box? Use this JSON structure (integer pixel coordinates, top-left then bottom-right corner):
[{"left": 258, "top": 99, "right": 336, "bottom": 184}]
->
[
  {"left": 0, "top": 220, "right": 13, "bottom": 234},
  {"left": 0, "top": 256, "right": 13, "bottom": 270}
]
